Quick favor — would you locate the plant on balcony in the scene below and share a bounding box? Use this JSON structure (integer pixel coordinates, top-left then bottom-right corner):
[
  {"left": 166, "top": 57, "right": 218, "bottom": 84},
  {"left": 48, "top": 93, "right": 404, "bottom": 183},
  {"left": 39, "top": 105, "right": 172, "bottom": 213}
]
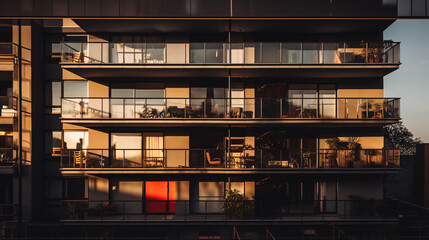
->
[
  {"left": 138, "top": 107, "right": 170, "bottom": 118},
  {"left": 327, "top": 137, "right": 362, "bottom": 167},
  {"left": 223, "top": 189, "right": 254, "bottom": 219}
]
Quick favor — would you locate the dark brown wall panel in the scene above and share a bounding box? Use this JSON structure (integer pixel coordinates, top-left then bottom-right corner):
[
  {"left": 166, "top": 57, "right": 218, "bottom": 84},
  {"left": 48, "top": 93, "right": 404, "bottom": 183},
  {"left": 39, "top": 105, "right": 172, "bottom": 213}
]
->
[
  {"left": 120, "top": 0, "right": 137, "bottom": 16},
  {"left": 69, "top": 0, "right": 85, "bottom": 16},
  {"left": 191, "top": 0, "right": 229, "bottom": 17},
  {"left": 101, "top": 0, "right": 120, "bottom": 16},
  {"left": 233, "top": 0, "right": 330, "bottom": 17},
  {"left": 52, "top": 0, "right": 69, "bottom": 16},
  {"left": 85, "top": 0, "right": 101, "bottom": 16},
  {"left": 34, "top": 0, "right": 53, "bottom": 16}
]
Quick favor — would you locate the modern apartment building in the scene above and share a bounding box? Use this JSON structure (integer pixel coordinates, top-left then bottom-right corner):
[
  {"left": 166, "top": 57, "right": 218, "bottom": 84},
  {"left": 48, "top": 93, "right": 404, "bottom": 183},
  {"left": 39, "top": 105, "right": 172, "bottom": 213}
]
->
[{"left": 0, "top": 1, "right": 428, "bottom": 239}]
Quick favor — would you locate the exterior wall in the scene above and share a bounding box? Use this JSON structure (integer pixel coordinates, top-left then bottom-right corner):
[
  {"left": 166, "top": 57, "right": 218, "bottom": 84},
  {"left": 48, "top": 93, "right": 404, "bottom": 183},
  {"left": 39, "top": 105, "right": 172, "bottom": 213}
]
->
[{"left": 338, "top": 176, "right": 384, "bottom": 200}]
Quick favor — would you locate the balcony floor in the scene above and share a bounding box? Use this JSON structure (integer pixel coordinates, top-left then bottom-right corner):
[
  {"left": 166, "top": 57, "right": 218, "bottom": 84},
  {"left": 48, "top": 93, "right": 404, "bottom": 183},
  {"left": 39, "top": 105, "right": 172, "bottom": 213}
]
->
[
  {"left": 60, "top": 118, "right": 400, "bottom": 128},
  {"left": 61, "top": 63, "right": 399, "bottom": 78}
]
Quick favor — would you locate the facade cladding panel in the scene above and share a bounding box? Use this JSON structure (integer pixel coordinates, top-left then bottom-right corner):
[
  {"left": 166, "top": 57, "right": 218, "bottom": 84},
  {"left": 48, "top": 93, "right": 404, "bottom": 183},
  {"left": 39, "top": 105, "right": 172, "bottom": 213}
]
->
[{"left": 1, "top": 0, "right": 427, "bottom": 17}]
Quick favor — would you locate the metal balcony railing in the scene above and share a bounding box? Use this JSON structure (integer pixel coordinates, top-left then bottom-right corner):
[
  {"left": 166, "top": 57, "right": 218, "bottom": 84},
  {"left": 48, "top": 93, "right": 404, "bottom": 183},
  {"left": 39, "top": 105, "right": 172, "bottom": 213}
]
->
[
  {"left": 57, "top": 148, "right": 400, "bottom": 169},
  {"left": 0, "top": 96, "right": 17, "bottom": 117},
  {"left": 0, "top": 148, "right": 16, "bottom": 166},
  {"left": 59, "top": 41, "right": 400, "bottom": 65},
  {"left": 61, "top": 97, "right": 400, "bottom": 120},
  {"left": 61, "top": 199, "right": 404, "bottom": 221}
]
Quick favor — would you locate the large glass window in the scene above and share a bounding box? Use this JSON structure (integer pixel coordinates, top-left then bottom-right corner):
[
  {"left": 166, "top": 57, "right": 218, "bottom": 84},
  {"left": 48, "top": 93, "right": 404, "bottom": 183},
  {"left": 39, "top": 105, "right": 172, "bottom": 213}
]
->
[
  {"left": 63, "top": 81, "right": 88, "bottom": 98},
  {"left": 110, "top": 133, "right": 164, "bottom": 168},
  {"left": 288, "top": 84, "right": 317, "bottom": 118},
  {"left": 63, "top": 131, "right": 88, "bottom": 150},
  {"left": 111, "top": 133, "right": 142, "bottom": 167}
]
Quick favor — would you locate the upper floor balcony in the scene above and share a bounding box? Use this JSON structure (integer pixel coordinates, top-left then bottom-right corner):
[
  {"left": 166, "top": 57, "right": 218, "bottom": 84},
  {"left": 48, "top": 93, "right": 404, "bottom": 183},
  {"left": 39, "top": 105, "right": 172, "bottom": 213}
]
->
[
  {"left": 0, "top": 43, "right": 17, "bottom": 72},
  {"left": 58, "top": 148, "right": 400, "bottom": 174},
  {"left": 60, "top": 97, "right": 400, "bottom": 127},
  {"left": 59, "top": 42, "right": 400, "bottom": 78},
  {"left": 0, "top": 96, "right": 16, "bottom": 126}
]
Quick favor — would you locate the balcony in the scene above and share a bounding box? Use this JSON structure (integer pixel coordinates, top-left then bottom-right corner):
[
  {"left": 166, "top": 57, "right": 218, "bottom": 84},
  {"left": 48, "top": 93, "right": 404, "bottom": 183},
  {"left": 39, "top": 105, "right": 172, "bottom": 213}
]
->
[
  {"left": 60, "top": 97, "right": 400, "bottom": 127},
  {"left": 59, "top": 42, "right": 400, "bottom": 78},
  {"left": 61, "top": 199, "right": 402, "bottom": 224},
  {"left": 58, "top": 148, "right": 400, "bottom": 174},
  {"left": 0, "top": 96, "right": 16, "bottom": 125},
  {"left": 0, "top": 43, "right": 17, "bottom": 72},
  {"left": 0, "top": 148, "right": 16, "bottom": 174}
]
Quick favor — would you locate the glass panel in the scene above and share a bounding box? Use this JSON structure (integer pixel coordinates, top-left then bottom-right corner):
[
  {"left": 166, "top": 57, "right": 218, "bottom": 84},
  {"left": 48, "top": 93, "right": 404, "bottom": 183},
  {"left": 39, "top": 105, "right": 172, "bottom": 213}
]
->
[
  {"left": 63, "top": 82, "right": 88, "bottom": 98},
  {"left": 282, "top": 43, "right": 301, "bottom": 63},
  {"left": 319, "top": 86, "right": 336, "bottom": 118},
  {"left": 205, "top": 43, "right": 224, "bottom": 63},
  {"left": 261, "top": 43, "right": 280, "bottom": 63},
  {"left": 111, "top": 133, "right": 142, "bottom": 167},
  {"left": 230, "top": 43, "right": 244, "bottom": 63},
  {"left": 191, "top": 88, "right": 207, "bottom": 98},
  {"left": 190, "top": 99, "right": 206, "bottom": 118},
  {"left": 111, "top": 99, "right": 125, "bottom": 118},
  {"left": 146, "top": 43, "right": 165, "bottom": 63},
  {"left": 302, "top": 99, "right": 317, "bottom": 118},
  {"left": 345, "top": 43, "right": 367, "bottom": 63},
  {"left": 64, "top": 131, "right": 88, "bottom": 150},
  {"left": 207, "top": 99, "right": 226, "bottom": 118},
  {"left": 302, "top": 43, "right": 321, "bottom": 63},
  {"left": 190, "top": 43, "right": 204, "bottom": 63},
  {"left": 144, "top": 135, "right": 164, "bottom": 167},
  {"left": 167, "top": 99, "right": 187, "bottom": 118},
  {"left": 323, "top": 43, "right": 342, "bottom": 63}
]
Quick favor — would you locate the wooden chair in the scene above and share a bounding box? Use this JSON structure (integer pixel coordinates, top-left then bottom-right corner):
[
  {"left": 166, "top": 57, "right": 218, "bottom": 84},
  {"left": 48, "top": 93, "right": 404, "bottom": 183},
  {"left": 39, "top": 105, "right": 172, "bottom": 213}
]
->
[
  {"left": 74, "top": 151, "right": 86, "bottom": 168},
  {"left": 206, "top": 151, "right": 221, "bottom": 167},
  {"left": 73, "top": 51, "right": 83, "bottom": 63}
]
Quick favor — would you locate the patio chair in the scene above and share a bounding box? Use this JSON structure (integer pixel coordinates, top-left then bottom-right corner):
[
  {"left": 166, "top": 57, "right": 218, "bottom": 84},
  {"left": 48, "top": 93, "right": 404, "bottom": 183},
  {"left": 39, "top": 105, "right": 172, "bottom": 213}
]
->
[{"left": 206, "top": 151, "right": 221, "bottom": 167}]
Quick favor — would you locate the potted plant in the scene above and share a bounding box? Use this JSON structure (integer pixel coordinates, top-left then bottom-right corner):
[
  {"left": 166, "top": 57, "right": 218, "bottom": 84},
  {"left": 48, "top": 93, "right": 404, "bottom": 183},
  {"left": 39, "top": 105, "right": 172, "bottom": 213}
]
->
[{"left": 222, "top": 189, "right": 254, "bottom": 219}]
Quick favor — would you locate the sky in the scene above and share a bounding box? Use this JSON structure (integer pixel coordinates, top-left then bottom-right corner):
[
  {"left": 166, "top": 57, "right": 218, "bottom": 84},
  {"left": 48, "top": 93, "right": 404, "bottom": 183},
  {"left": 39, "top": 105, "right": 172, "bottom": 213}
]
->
[{"left": 384, "top": 20, "right": 429, "bottom": 142}]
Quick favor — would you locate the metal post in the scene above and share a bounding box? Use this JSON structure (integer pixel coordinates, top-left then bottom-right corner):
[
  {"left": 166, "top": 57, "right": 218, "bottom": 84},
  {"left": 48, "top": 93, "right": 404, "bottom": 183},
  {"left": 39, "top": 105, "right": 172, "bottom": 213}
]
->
[{"left": 17, "top": 19, "right": 23, "bottom": 226}]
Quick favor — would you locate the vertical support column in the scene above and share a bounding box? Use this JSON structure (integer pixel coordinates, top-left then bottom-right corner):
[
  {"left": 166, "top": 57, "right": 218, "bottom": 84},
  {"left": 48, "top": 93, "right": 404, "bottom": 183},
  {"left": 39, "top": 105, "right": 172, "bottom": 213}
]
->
[{"left": 17, "top": 19, "right": 23, "bottom": 226}]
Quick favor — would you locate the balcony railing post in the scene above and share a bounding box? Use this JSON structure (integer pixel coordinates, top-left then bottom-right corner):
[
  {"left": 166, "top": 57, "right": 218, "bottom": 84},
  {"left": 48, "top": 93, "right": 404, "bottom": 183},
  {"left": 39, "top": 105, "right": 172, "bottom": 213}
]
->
[{"left": 366, "top": 42, "right": 368, "bottom": 63}]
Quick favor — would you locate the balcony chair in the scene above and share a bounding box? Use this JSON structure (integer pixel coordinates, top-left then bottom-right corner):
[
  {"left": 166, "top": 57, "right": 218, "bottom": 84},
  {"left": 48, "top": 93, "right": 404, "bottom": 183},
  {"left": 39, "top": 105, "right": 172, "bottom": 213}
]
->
[
  {"left": 73, "top": 51, "right": 83, "bottom": 63},
  {"left": 206, "top": 151, "right": 221, "bottom": 167},
  {"left": 74, "top": 150, "right": 86, "bottom": 168}
]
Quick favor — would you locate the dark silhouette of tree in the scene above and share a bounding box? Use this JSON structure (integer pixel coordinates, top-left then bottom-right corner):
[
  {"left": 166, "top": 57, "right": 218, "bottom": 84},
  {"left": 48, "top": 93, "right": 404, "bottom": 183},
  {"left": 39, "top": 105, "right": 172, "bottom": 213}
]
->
[{"left": 384, "top": 122, "right": 422, "bottom": 156}]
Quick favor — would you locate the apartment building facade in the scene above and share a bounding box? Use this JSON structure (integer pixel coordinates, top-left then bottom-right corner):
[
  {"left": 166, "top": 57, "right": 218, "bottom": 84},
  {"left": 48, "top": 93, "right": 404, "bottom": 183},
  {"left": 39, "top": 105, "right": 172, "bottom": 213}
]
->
[{"left": 0, "top": 0, "right": 427, "bottom": 239}]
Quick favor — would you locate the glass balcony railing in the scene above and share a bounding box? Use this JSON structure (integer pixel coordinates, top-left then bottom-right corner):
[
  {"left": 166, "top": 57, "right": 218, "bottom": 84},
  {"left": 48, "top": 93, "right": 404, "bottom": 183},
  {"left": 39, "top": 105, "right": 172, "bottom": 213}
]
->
[
  {"left": 61, "top": 199, "right": 404, "bottom": 221},
  {"left": 0, "top": 148, "right": 16, "bottom": 166},
  {"left": 61, "top": 97, "right": 400, "bottom": 120},
  {"left": 59, "top": 42, "right": 400, "bottom": 65},
  {"left": 58, "top": 148, "right": 400, "bottom": 169},
  {"left": 0, "top": 96, "right": 17, "bottom": 117}
]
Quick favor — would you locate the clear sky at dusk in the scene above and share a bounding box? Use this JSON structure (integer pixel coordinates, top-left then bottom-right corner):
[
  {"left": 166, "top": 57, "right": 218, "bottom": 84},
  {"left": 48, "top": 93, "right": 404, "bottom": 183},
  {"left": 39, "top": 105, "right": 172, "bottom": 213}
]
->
[{"left": 384, "top": 20, "right": 429, "bottom": 142}]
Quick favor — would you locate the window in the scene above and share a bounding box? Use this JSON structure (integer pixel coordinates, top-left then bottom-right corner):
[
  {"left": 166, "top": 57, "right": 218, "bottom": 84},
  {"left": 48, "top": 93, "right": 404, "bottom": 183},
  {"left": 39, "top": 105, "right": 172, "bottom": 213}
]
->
[
  {"left": 63, "top": 131, "right": 88, "bottom": 150},
  {"left": 63, "top": 81, "right": 88, "bottom": 98},
  {"left": 45, "top": 81, "right": 62, "bottom": 114},
  {"left": 145, "top": 181, "right": 175, "bottom": 213},
  {"left": 110, "top": 133, "right": 164, "bottom": 168}
]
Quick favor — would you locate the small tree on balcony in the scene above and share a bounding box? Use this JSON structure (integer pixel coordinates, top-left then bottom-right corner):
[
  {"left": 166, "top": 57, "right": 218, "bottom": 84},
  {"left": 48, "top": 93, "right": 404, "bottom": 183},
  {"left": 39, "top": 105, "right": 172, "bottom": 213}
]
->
[{"left": 223, "top": 189, "right": 254, "bottom": 219}]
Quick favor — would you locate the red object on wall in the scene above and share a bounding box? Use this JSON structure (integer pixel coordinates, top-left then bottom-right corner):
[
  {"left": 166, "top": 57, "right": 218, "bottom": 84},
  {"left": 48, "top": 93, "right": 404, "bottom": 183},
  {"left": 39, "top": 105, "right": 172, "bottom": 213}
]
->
[{"left": 145, "top": 181, "right": 175, "bottom": 213}]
